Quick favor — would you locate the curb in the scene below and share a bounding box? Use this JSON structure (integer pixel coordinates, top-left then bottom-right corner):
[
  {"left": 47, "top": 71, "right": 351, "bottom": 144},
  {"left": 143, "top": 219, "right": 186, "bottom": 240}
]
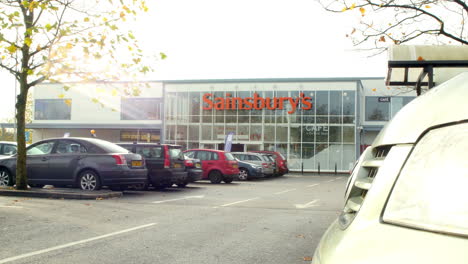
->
[{"left": 0, "top": 188, "right": 123, "bottom": 200}]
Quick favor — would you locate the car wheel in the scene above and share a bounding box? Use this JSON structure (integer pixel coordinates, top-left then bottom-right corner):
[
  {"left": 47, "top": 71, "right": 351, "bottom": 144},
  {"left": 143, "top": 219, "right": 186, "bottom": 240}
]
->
[
  {"left": 0, "top": 168, "right": 12, "bottom": 187},
  {"left": 209, "top": 171, "right": 222, "bottom": 184},
  {"left": 238, "top": 169, "right": 249, "bottom": 181},
  {"left": 223, "top": 176, "right": 233, "bottom": 184},
  {"left": 177, "top": 182, "right": 188, "bottom": 188},
  {"left": 78, "top": 170, "right": 101, "bottom": 191}
]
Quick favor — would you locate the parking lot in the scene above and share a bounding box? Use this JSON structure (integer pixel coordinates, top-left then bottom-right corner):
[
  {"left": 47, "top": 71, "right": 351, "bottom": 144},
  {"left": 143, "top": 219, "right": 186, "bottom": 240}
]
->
[{"left": 0, "top": 174, "right": 346, "bottom": 264}]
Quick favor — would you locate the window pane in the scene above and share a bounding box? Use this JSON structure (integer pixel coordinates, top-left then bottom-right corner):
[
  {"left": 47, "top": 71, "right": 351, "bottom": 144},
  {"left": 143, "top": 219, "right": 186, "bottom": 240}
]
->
[
  {"left": 329, "top": 126, "right": 342, "bottom": 143},
  {"left": 250, "top": 125, "right": 262, "bottom": 141},
  {"left": 189, "top": 92, "right": 200, "bottom": 115},
  {"left": 343, "top": 91, "right": 355, "bottom": 115},
  {"left": 55, "top": 141, "right": 86, "bottom": 154},
  {"left": 35, "top": 99, "right": 71, "bottom": 120},
  {"left": 201, "top": 125, "right": 212, "bottom": 140},
  {"left": 365, "top": 97, "right": 390, "bottom": 121},
  {"left": 302, "top": 125, "right": 315, "bottom": 143},
  {"left": 27, "top": 142, "right": 54, "bottom": 155},
  {"left": 276, "top": 126, "right": 288, "bottom": 142},
  {"left": 302, "top": 143, "right": 315, "bottom": 170},
  {"left": 264, "top": 126, "right": 275, "bottom": 142},
  {"left": 343, "top": 126, "right": 355, "bottom": 143},
  {"left": 290, "top": 126, "right": 301, "bottom": 142}
]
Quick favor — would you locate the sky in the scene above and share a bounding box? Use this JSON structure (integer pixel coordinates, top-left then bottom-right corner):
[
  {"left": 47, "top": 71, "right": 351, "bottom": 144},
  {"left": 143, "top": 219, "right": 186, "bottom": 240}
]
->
[{"left": 0, "top": 0, "right": 388, "bottom": 121}]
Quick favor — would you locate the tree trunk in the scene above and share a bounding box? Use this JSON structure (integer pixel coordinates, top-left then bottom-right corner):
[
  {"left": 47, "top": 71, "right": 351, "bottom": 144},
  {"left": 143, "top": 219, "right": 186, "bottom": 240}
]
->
[{"left": 15, "top": 83, "right": 28, "bottom": 190}]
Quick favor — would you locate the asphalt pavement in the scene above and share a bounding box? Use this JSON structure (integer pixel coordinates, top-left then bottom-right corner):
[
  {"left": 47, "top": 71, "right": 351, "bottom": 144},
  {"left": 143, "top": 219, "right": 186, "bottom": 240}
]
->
[{"left": 0, "top": 174, "right": 347, "bottom": 264}]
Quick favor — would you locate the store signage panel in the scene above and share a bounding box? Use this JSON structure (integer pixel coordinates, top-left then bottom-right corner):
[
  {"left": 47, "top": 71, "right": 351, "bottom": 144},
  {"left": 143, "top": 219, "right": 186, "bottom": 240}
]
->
[
  {"left": 304, "top": 125, "right": 328, "bottom": 136},
  {"left": 378, "top": 97, "right": 391, "bottom": 102},
  {"left": 202, "top": 92, "right": 313, "bottom": 114}
]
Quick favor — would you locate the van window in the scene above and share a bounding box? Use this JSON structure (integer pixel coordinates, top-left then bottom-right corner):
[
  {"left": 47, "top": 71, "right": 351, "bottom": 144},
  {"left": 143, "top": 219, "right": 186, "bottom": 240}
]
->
[{"left": 136, "top": 146, "right": 163, "bottom": 159}]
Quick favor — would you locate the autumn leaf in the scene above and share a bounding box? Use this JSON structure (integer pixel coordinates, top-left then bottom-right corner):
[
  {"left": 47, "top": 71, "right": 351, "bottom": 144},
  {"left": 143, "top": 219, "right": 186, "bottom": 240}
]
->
[
  {"left": 350, "top": 3, "right": 356, "bottom": 10},
  {"left": 372, "top": 88, "right": 377, "bottom": 92},
  {"left": 84, "top": 17, "right": 90, "bottom": 22},
  {"left": 64, "top": 99, "right": 72, "bottom": 106},
  {"left": 341, "top": 7, "right": 347, "bottom": 12},
  {"left": 425, "top": 5, "right": 431, "bottom": 8},
  {"left": 379, "top": 36, "right": 386, "bottom": 42},
  {"left": 417, "top": 56, "right": 425, "bottom": 61},
  {"left": 359, "top": 7, "right": 365, "bottom": 16},
  {"left": 303, "top": 257, "right": 312, "bottom": 261},
  {"left": 160, "top": 52, "right": 167, "bottom": 59},
  {"left": 6, "top": 45, "right": 17, "bottom": 53},
  {"left": 111, "top": 89, "right": 118, "bottom": 96},
  {"left": 58, "top": 94, "right": 65, "bottom": 99},
  {"left": 96, "top": 197, "right": 104, "bottom": 200},
  {"left": 24, "top": 37, "right": 32, "bottom": 47},
  {"left": 351, "top": 28, "right": 356, "bottom": 35}
]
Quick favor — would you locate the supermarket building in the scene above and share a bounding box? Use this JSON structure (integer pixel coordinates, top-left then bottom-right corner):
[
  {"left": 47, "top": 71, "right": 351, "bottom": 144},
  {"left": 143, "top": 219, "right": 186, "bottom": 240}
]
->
[{"left": 28, "top": 77, "right": 416, "bottom": 173}]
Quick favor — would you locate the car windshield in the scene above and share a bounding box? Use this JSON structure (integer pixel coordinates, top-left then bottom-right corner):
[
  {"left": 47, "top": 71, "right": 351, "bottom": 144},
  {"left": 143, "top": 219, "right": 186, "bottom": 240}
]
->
[{"left": 225, "top": 153, "right": 235, "bottom": 161}]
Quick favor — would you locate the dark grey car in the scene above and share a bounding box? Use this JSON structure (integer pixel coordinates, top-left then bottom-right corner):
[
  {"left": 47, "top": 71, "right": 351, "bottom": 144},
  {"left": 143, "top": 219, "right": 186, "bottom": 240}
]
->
[{"left": 0, "top": 137, "right": 147, "bottom": 191}]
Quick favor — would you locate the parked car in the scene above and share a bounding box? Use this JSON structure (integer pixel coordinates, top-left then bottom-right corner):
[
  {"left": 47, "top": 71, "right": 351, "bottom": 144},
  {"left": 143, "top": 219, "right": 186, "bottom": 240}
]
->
[
  {"left": 0, "top": 137, "right": 147, "bottom": 191},
  {"left": 312, "top": 73, "right": 468, "bottom": 264},
  {"left": 263, "top": 154, "right": 278, "bottom": 176},
  {"left": 117, "top": 143, "right": 187, "bottom": 189},
  {"left": 183, "top": 156, "right": 203, "bottom": 186},
  {"left": 0, "top": 141, "right": 17, "bottom": 156},
  {"left": 251, "top": 151, "right": 289, "bottom": 176},
  {"left": 183, "top": 149, "right": 239, "bottom": 184},
  {"left": 235, "top": 159, "right": 264, "bottom": 181},
  {"left": 231, "top": 152, "right": 274, "bottom": 177}
]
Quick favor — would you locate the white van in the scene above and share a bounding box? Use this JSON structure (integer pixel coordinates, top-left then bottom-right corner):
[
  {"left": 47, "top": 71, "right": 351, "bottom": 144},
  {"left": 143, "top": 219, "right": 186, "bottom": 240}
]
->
[{"left": 312, "top": 72, "right": 468, "bottom": 264}]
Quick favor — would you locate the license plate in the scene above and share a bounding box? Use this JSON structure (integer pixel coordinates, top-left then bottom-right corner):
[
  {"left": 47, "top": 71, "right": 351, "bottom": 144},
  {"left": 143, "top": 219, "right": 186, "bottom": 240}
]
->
[
  {"left": 233, "top": 164, "right": 238, "bottom": 168},
  {"left": 174, "top": 163, "right": 181, "bottom": 168},
  {"left": 195, "top": 163, "right": 201, "bottom": 168},
  {"left": 132, "top": 160, "right": 142, "bottom": 167}
]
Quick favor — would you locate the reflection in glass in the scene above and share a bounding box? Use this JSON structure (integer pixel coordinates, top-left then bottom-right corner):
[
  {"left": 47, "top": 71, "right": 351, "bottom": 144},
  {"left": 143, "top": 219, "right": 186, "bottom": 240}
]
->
[{"left": 264, "top": 126, "right": 275, "bottom": 142}]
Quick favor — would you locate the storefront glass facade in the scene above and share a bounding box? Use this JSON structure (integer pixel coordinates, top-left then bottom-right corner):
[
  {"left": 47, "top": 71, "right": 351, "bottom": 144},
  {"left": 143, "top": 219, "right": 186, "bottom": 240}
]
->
[{"left": 164, "top": 81, "right": 358, "bottom": 172}]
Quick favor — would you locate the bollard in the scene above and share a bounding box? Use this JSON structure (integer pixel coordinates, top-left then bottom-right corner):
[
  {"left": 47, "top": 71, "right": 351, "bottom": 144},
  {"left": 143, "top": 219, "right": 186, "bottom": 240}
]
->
[
  {"left": 301, "top": 162, "right": 304, "bottom": 175},
  {"left": 335, "top": 163, "right": 337, "bottom": 175},
  {"left": 318, "top": 163, "right": 320, "bottom": 175}
]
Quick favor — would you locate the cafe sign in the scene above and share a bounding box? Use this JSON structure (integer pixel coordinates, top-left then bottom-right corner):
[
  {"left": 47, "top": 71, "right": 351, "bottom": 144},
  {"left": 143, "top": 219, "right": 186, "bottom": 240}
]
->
[{"left": 202, "top": 92, "right": 313, "bottom": 114}]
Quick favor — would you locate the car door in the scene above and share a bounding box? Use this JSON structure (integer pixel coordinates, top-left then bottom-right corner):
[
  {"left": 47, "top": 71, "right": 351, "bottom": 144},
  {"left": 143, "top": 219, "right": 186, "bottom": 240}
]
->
[
  {"left": 47, "top": 140, "right": 87, "bottom": 185},
  {"left": 195, "top": 151, "right": 214, "bottom": 178},
  {"left": 26, "top": 140, "right": 55, "bottom": 183}
]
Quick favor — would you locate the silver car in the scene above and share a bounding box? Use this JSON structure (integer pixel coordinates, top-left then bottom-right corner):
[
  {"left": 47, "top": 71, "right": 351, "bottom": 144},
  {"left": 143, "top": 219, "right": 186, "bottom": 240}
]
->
[
  {"left": 312, "top": 73, "right": 468, "bottom": 264},
  {"left": 231, "top": 152, "right": 275, "bottom": 176}
]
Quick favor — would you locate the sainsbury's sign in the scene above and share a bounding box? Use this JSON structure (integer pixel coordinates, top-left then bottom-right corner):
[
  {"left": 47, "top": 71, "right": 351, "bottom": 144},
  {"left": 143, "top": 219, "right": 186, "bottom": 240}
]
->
[{"left": 203, "top": 92, "right": 313, "bottom": 114}]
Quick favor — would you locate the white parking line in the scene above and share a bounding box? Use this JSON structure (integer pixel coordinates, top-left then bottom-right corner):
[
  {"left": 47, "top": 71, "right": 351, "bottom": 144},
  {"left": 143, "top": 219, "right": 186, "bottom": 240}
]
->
[
  {"left": 325, "top": 179, "right": 335, "bottom": 183},
  {"left": 307, "top": 184, "right": 319, "bottom": 188},
  {"left": 274, "top": 189, "right": 296, "bottom": 195},
  {"left": 152, "top": 195, "right": 204, "bottom": 204},
  {"left": 0, "top": 205, "right": 23, "bottom": 209},
  {"left": 0, "top": 223, "right": 156, "bottom": 264},
  {"left": 219, "top": 197, "right": 259, "bottom": 207},
  {"left": 295, "top": 199, "right": 319, "bottom": 209}
]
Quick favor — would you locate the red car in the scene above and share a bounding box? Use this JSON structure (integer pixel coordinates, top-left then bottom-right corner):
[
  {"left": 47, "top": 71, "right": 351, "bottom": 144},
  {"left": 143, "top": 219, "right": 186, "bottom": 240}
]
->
[
  {"left": 251, "top": 151, "right": 289, "bottom": 176},
  {"left": 183, "top": 149, "right": 239, "bottom": 183}
]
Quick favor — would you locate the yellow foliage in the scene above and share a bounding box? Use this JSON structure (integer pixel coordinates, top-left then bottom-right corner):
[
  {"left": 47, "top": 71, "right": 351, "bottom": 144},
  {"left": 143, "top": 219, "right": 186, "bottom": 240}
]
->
[{"left": 58, "top": 94, "right": 65, "bottom": 99}]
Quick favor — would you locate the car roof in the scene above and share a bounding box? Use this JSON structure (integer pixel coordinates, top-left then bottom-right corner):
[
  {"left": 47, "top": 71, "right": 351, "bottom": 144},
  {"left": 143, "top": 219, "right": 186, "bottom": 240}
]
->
[
  {"left": 116, "top": 142, "right": 181, "bottom": 147},
  {"left": 0, "top": 141, "right": 16, "bottom": 145},
  {"left": 185, "top": 149, "right": 225, "bottom": 153},
  {"left": 373, "top": 72, "right": 468, "bottom": 146}
]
